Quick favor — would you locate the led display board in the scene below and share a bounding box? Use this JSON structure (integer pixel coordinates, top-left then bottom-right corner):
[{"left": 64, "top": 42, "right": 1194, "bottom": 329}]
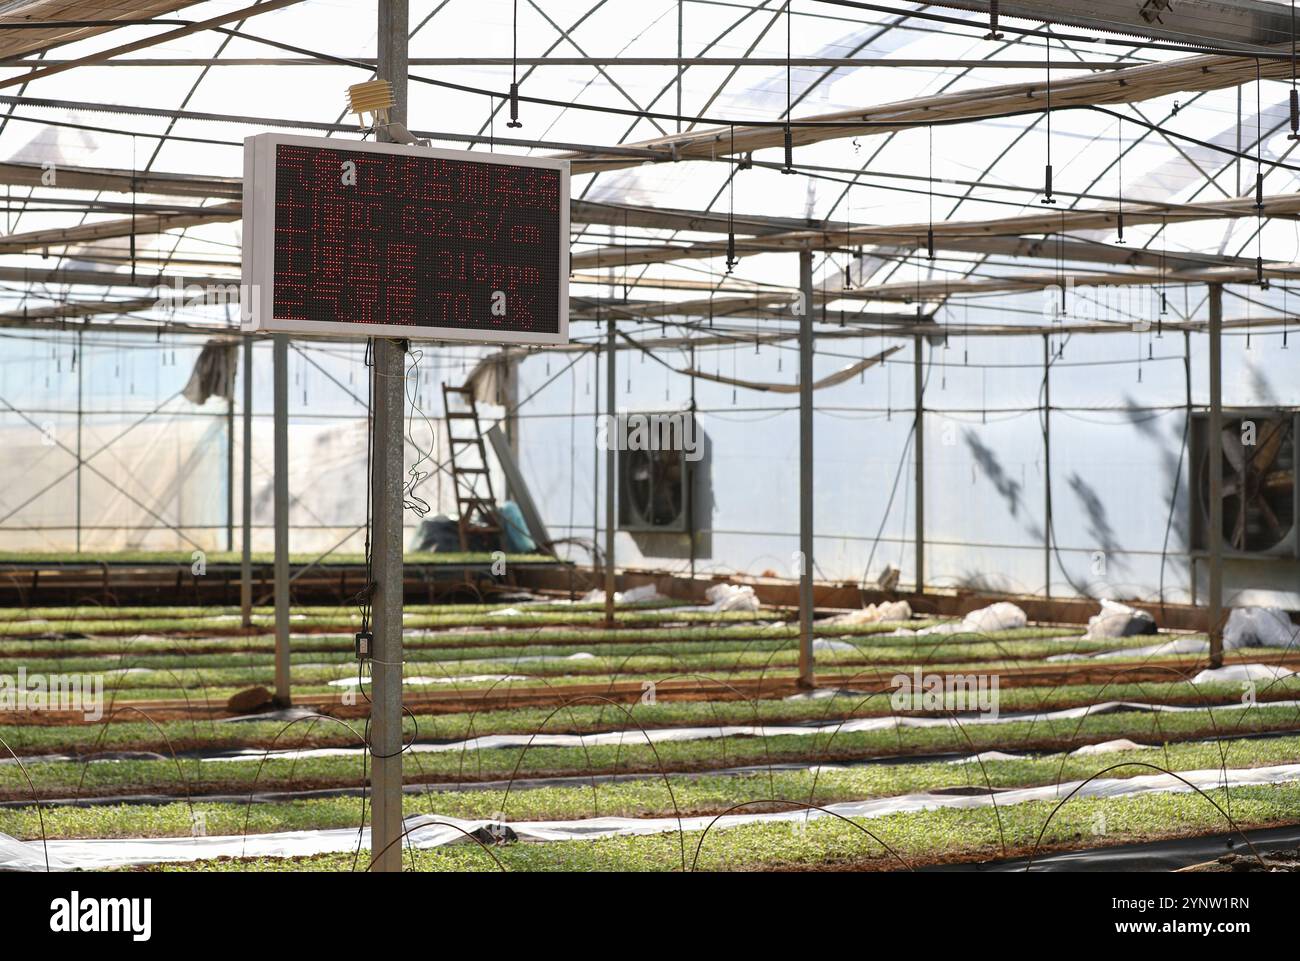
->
[{"left": 242, "top": 133, "right": 569, "bottom": 344}]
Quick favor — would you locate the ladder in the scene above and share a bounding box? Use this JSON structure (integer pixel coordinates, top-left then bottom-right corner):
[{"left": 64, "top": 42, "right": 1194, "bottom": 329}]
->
[{"left": 442, "top": 383, "right": 501, "bottom": 550}]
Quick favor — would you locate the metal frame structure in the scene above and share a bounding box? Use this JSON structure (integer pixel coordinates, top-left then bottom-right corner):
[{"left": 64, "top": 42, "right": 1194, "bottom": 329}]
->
[{"left": 5, "top": 0, "right": 1300, "bottom": 868}]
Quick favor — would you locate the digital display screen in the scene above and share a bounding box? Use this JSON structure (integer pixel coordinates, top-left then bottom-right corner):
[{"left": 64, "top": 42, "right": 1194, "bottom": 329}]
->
[{"left": 243, "top": 135, "right": 567, "bottom": 343}]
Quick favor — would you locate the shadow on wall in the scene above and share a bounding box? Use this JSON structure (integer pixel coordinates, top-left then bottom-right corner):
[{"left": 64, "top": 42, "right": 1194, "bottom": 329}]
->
[
  {"left": 1121, "top": 392, "right": 1189, "bottom": 552},
  {"left": 962, "top": 429, "right": 1044, "bottom": 544}
]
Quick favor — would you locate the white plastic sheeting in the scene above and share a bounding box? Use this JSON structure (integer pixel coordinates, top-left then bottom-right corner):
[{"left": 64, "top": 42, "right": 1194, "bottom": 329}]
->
[
  {"left": 327, "top": 674, "right": 529, "bottom": 688},
  {"left": 822, "top": 601, "right": 912, "bottom": 626},
  {"left": 918, "top": 602, "right": 1027, "bottom": 635},
  {"left": 1191, "top": 664, "right": 1297, "bottom": 685},
  {"left": 187, "top": 697, "right": 1300, "bottom": 764},
  {"left": 1047, "top": 636, "right": 1210, "bottom": 662},
  {"left": 579, "top": 584, "right": 665, "bottom": 605},
  {"left": 1069, "top": 739, "right": 1149, "bottom": 756},
  {"left": 5, "top": 761, "right": 1300, "bottom": 871},
  {"left": 704, "top": 584, "right": 761, "bottom": 612},
  {"left": 1224, "top": 608, "right": 1300, "bottom": 651}
]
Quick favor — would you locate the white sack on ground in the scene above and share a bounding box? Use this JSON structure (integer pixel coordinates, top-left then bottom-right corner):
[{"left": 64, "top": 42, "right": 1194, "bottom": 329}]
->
[
  {"left": 704, "top": 583, "right": 760, "bottom": 612},
  {"left": 823, "top": 600, "right": 912, "bottom": 627},
  {"left": 580, "top": 584, "right": 665, "bottom": 605},
  {"left": 920, "top": 602, "right": 1026, "bottom": 635},
  {"left": 1070, "top": 739, "right": 1148, "bottom": 756},
  {"left": 6, "top": 762, "right": 1300, "bottom": 871},
  {"left": 1223, "top": 607, "right": 1299, "bottom": 651},
  {"left": 1085, "top": 599, "right": 1157, "bottom": 640},
  {"left": 1191, "top": 663, "right": 1296, "bottom": 685}
]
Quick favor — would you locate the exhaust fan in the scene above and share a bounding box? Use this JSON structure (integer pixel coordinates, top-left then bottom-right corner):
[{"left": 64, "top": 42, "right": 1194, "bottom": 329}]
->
[{"left": 1190, "top": 410, "right": 1298, "bottom": 559}]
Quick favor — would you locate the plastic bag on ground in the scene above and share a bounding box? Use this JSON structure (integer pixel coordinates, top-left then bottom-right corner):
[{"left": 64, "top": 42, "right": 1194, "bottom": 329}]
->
[
  {"left": 1085, "top": 599, "right": 1157, "bottom": 639},
  {"left": 579, "top": 584, "right": 664, "bottom": 605},
  {"left": 1070, "top": 738, "right": 1148, "bottom": 756},
  {"left": 1223, "top": 607, "right": 1299, "bottom": 651},
  {"left": 823, "top": 600, "right": 912, "bottom": 626},
  {"left": 921, "top": 602, "right": 1026, "bottom": 635},
  {"left": 704, "top": 583, "right": 760, "bottom": 612},
  {"left": 1191, "top": 663, "right": 1296, "bottom": 685}
]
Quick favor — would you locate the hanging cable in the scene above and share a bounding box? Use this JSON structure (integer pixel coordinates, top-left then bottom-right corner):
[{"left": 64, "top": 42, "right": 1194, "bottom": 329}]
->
[
  {"left": 1115, "top": 117, "right": 1125, "bottom": 244},
  {"left": 1158, "top": 213, "right": 1167, "bottom": 337},
  {"left": 783, "top": 0, "right": 794, "bottom": 173},
  {"left": 843, "top": 184, "right": 853, "bottom": 289},
  {"left": 129, "top": 136, "right": 137, "bottom": 282},
  {"left": 1246, "top": 287, "right": 1253, "bottom": 349},
  {"left": 507, "top": 0, "right": 522, "bottom": 128},
  {"left": 985, "top": 0, "right": 1003, "bottom": 40},
  {"left": 726, "top": 126, "right": 737, "bottom": 273},
  {"left": 926, "top": 124, "right": 935, "bottom": 260},
  {"left": 1256, "top": 57, "right": 1268, "bottom": 288},
  {"left": 1042, "top": 31, "right": 1055, "bottom": 205}
]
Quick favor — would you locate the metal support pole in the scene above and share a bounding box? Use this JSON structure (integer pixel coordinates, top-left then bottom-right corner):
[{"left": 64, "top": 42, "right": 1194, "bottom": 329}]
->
[
  {"left": 272, "top": 335, "right": 290, "bottom": 703},
  {"left": 76, "top": 329, "right": 83, "bottom": 554},
  {"left": 226, "top": 385, "right": 235, "bottom": 552},
  {"left": 592, "top": 343, "right": 599, "bottom": 553},
  {"left": 797, "top": 249, "right": 815, "bottom": 689},
  {"left": 240, "top": 336, "right": 253, "bottom": 628},
  {"left": 1043, "top": 334, "right": 1052, "bottom": 598},
  {"left": 604, "top": 316, "right": 616, "bottom": 626},
  {"left": 688, "top": 341, "right": 696, "bottom": 583},
  {"left": 502, "top": 355, "right": 519, "bottom": 502},
  {"left": 1184, "top": 328, "right": 1194, "bottom": 607},
  {"left": 370, "top": 0, "right": 408, "bottom": 874},
  {"left": 913, "top": 334, "right": 924, "bottom": 593},
  {"left": 1207, "top": 284, "right": 1224, "bottom": 668}
]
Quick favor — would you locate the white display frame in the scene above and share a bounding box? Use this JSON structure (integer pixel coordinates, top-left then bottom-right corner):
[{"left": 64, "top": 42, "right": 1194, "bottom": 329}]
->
[{"left": 241, "top": 132, "right": 569, "bottom": 345}]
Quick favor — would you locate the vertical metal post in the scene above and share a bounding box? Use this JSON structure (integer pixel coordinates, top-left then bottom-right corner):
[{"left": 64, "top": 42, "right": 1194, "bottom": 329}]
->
[
  {"left": 370, "top": 0, "right": 408, "bottom": 874},
  {"left": 226, "top": 385, "right": 235, "bottom": 552},
  {"left": 913, "top": 334, "right": 924, "bottom": 593},
  {"left": 272, "top": 335, "right": 291, "bottom": 702},
  {"left": 1184, "top": 328, "right": 1194, "bottom": 607},
  {"left": 76, "top": 329, "right": 83, "bottom": 554},
  {"left": 502, "top": 355, "right": 519, "bottom": 501},
  {"left": 604, "top": 317, "right": 616, "bottom": 626},
  {"left": 1043, "top": 334, "right": 1052, "bottom": 598},
  {"left": 592, "top": 345, "right": 600, "bottom": 553},
  {"left": 240, "top": 336, "right": 253, "bottom": 627},
  {"left": 798, "top": 249, "right": 815, "bottom": 688},
  {"left": 1207, "top": 284, "right": 1224, "bottom": 668},
  {"left": 688, "top": 341, "right": 696, "bottom": 583}
]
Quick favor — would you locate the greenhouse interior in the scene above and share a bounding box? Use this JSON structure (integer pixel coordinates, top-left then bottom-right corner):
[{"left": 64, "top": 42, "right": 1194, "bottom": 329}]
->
[{"left": 0, "top": 0, "right": 1298, "bottom": 901}]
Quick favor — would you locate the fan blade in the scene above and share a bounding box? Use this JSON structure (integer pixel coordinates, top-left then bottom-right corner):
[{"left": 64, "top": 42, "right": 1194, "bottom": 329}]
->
[
  {"left": 1231, "top": 499, "right": 1247, "bottom": 550},
  {"left": 1221, "top": 427, "right": 1247, "bottom": 474},
  {"left": 1257, "top": 497, "right": 1285, "bottom": 540},
  {"left": 1250, "top": 419, "right": 1289, "bottom": 473},
  {"left": 1222, "top": 477, "right": 1243, "bottom": 498}
]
